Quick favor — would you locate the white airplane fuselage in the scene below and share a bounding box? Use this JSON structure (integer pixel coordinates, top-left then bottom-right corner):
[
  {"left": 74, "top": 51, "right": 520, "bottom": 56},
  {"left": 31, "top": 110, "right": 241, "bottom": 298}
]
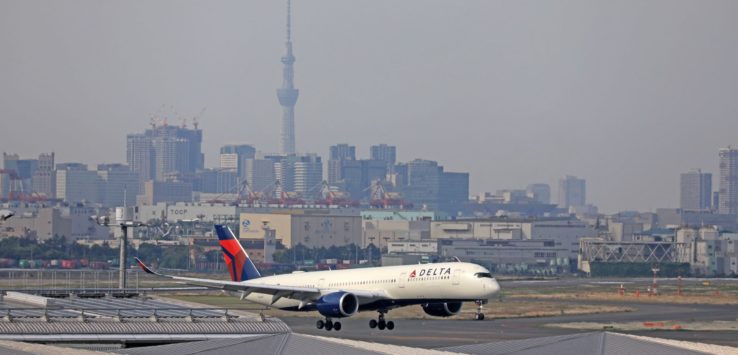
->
[{"left": 237, "top": 262, "right": 500, "bottom": 311}]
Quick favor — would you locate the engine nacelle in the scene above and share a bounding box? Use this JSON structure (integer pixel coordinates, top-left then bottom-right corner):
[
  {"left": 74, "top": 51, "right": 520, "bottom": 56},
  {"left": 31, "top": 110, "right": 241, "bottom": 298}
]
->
[
  {"left": 316, "top": 291, "right": 359, "bottom": 318},
  {"left": 421, "top": 302, "right": 463, "bottom": 317}
]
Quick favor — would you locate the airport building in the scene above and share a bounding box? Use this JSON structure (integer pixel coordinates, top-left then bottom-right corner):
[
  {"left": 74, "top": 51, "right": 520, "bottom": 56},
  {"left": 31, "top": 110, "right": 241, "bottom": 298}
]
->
[
  {"left": 138, "top": 180, "right": 193, "bottom": 205},
  {"left": 438, "top": 238, "right": 575, "bottom": 274},
  {"left": 239, "top": 210, "right": 362, "bottom": 248},
  {"left": 134, "top": 202, "right": 243, "bottom": 224},
  {"left": 430, "top": 217, "right": 594, "bottom": 241},
  {"left": 0, "top": 204, "right": 108, "bottom": 241}
]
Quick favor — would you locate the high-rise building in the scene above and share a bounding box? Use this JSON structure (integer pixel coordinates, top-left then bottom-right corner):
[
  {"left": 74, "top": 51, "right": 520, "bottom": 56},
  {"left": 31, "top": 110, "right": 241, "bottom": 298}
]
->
[
  {"left": 680, "top": 169, "right": 712, "bottom": 211},
  {"left": 440, "top": 172, "right": 470, "bottom": 212},
  {"left": 275, "top": 154, "right": 322, "bottom": 199},
  {"left": 126, "top": 133, "right": 154, "bottom": 185},
  {"left": 195, "top": 169, "right": 239, "bottom": 194},
  {"left": 244, "top": 158, "right": 277, "bottom": 192},
  {"left": 3, "top": 152, "right": 38, "bottom": 193},
  {"left": 329, "top": 144, "right": 356, "bottom": 161},
  {"left": 96, "top": 164, "right": 138, "bottom": 207},
  {"left": 126, "top": 124, "right": 204, "bottom": 188},
  {"left": 526, "top": 183, "right": 551, "bottom": 204},
  {"left": 327, "top": 144, "right": 356, "bottom": 185},
  {"left": 294, "top": 154, "right": 323, "bottom": 199},
  {"left": 219, "top": 144, "right": 256, "bottom": 177},
  {"left": 277, "top": 0, "right": 299, "bottom": 155},
  {"left": 139, "top": 180, "right": 193, "bottom": 205},
  {"left": 558, "top": 176, "right": 586, "bottom": 209},
  {"left": 32, "top": 153, "right": 55, "bottom": 198},
  {"left": 403, "top": 159, "right": 442, "bottom": 210},
  {"left": 336, "top": 159, "right": 387, "bottom": 200},
  {"left": 370, "top": 144, "right": 396, "bottom": 173},
  {"left": 56, "top": 163, "right": 101, "bottom": 204},
  {"left": 719, "top": 147, "right": 738, "bottom": 215}
]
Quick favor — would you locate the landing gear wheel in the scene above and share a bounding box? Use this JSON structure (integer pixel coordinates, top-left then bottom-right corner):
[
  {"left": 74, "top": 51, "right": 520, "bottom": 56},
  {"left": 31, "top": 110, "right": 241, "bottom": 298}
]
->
[
  {"left": 378, "top": 320, "right": 386, "bottom": 330},
  {"left": 316, "top": 320, "right": 325, "bottom": 329},
  {"left": 369, "top": 319, "right": 377, "bottom": 329},
  {"left": 325, "top": 320, "right": 334, "bottom": 331},
  {"left": 333, "top": 321, "right": 342, "bottom": 331},
  {"left": 386, "top": 321, "right": 395, "bottom": 330},
  {"left": 474, "top": 299, "right": 486, "bottom": 321}
]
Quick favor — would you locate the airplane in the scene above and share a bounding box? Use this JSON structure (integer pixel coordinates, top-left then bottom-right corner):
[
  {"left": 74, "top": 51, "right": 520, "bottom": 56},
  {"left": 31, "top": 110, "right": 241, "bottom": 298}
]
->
[
  {"left": 0, "top": 209, "right": 14, "bottom": 221},
  {"left": 135, "top": 224, "right": 500, "bottom": 332}
]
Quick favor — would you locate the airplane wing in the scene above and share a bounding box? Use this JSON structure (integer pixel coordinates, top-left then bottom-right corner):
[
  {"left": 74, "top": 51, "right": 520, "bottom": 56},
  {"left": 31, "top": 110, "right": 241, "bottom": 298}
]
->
[{"left": 135, "top": 257, "right": 388, "bottom": 302}]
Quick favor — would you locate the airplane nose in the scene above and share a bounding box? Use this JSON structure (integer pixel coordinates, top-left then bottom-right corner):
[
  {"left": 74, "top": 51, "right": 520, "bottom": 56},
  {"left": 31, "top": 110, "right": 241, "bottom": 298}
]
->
[{"left": 487, "top": 279, "right": 500, "bottom": 296}]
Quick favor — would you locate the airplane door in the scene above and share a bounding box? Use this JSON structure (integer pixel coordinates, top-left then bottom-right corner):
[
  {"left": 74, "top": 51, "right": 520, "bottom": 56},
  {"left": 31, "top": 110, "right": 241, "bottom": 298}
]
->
[
  {"left": 452, "top": 269, "right": 461, "bottom": 285},
  {"left": 318, "top": 278, "right": 326, "bottom": 289},
  {"left": 399, "top": 272, "right": 406, "bottom": 288}
]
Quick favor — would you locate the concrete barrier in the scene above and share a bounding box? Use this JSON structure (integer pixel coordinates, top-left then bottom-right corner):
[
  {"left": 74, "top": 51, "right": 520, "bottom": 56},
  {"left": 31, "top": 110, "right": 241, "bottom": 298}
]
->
[{"left": 4, "top": 292, "right": 54, "bottom": 307}]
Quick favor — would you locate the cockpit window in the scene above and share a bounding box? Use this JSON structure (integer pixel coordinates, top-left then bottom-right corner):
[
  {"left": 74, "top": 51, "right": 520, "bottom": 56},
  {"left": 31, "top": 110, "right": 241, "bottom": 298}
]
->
[{"left": 475, "top": 272, "right": 492, "bottom": 278}]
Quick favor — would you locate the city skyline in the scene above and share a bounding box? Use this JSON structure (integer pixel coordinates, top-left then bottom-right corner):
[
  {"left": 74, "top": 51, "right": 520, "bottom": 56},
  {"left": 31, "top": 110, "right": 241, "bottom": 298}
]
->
[{"left": 2, "top": 1, "right": 738, "bottom": 213}]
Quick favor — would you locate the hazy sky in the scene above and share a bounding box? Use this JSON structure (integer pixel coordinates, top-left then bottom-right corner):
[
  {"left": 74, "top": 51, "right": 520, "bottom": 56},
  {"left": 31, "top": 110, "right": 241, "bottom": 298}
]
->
[{"left": 2, "top": 1, "right": 738, "bottom": 213}]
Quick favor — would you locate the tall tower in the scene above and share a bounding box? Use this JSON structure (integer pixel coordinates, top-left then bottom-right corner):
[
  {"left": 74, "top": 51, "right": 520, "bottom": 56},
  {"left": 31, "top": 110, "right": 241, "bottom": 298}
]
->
[
  {"left": 718, "top": 147, "right": 738, "bottom": 215},
  {"left": 277, "top": 0, "right": 299, "bottom": 155}
]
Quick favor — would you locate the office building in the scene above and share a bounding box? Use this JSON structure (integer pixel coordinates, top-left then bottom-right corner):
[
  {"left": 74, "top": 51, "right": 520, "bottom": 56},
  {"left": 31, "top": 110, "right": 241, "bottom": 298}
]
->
[
  {"left": 718, "top": 147, "right": 738, "bottom": 215},
  {"left": 96, "top": 164, "right": 138, "bottom": 207},
  {"left": 329, "top": 144, "right": 356, "bottom": 161},
  {"left": 32, "top": 153, "right": 55, "bottom": 198},
  {"left": 402, "top": 159, "right": 442, "bottom": 210},
  {"left": 55, "top": 163, "right": 101, "bottom": 204},
  {"left": 526, "top": 183, "right": 551, "bottom": 204},
  {"left": 370, "top": 144, "right": 396, "bottom": 173},
  {"left": 244, "top": 159, "right": 277, "bottom": 192},
  {"left": 680, "top": 169, "right": 712, "bottom": 211},
  {"left": 219, "top": 144, "right": 256, "bottom": 176},
  {"left": 274, "top": 154, "right": 322, "bottom": 199},
  {"left": 126, "top": 124, "right": 204, "bottom": 187},
  {"left": 440, "top": 172, "right": 470, "bottom": 213},
  {"left": 139, "top": 180, "right": 193, "bottom": 205},
  {"left": 2, "top": 152, "right": 37, "bottom": 193},
  {"left": 327, "top": 144, "right": 356, "bottom": 185},
  {"left": 293, "top": 154, "right": 323, "bottom": 199},
  {"left": 558, "top": 175, "right": 586, "bottom": 210},
  {"left": 332, "top": 159, "right": 387, "bottom": 200},
  {"left": 195, "top": 169, "right": 239, "bottom": 194}
]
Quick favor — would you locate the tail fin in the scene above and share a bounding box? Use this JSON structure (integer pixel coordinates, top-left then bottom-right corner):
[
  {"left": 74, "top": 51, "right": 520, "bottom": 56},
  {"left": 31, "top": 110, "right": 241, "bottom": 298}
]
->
[{"left": 214, "top": 224, "right": 261, "bottom": 281}]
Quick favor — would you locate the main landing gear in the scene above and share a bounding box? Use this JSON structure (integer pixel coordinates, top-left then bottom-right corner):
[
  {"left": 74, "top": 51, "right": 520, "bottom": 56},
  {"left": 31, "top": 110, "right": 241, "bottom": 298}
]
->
[
  {"left": 474, "top": 300, "right": 486, "bottom": 321},
  {"left": 369, "top": 310, "right": 395, "bottom": 330},
  {"left": 316, "top": 318, "right": 342, "bottom": 331}
]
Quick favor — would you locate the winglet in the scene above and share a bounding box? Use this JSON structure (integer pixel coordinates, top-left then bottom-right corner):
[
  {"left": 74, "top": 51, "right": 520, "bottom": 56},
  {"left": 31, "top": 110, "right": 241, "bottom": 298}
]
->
[{"left": 134, "top": 257, "right": 158, "bottom": 275}]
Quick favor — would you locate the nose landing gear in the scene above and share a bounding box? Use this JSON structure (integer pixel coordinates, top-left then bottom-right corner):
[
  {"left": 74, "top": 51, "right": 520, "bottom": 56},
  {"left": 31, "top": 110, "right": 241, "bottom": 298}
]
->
[
  {"left": 474, "top": 300, "right": 486, "bottom": 321},
  {"left": 316, "top": 318, "right": 342, "bottom": 331},
  {"left": 369, "top": 310, "right": 395, "bottom": 330}
]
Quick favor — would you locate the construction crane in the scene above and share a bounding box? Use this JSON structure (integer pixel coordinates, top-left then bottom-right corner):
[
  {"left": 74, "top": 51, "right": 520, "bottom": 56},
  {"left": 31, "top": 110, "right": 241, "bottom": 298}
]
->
[
  {"left": 369, "top": 180, "right": 412, "bottom": 209},
  {"left": 315, "top": 181, "right": 359, "bottom": 207},
  {"left": 0, "top": 169, "right": 49, "bottom": 203},
  {"left": 206, "top": 177, "right": 262, "bottom": 206}
]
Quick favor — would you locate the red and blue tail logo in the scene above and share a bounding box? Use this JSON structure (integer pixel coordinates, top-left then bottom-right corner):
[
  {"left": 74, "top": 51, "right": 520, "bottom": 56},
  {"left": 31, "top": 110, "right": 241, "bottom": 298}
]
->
[{"left": 214, "top": 225, "right": 261, "bottom": 281}]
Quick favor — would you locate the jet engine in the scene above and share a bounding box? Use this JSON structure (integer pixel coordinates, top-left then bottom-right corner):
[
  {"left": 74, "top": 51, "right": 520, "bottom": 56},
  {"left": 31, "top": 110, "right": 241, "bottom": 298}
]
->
[
  {"left": 421, "top": 302, "right": 463, "bottom": 317},
  {"left": 316, "top": 291, "right": 359, "bottom": 318}
]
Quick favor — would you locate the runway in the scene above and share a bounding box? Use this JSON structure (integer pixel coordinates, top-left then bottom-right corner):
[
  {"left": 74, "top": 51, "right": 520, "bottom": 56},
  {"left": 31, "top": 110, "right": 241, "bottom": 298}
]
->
[{"left": 282, "top": 299, "right": 738, "bottom": 349}]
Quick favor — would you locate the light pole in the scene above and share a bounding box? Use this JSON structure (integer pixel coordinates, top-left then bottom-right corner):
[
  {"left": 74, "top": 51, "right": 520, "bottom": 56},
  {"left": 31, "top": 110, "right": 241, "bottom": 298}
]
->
[{"left": 91, "top": 208, "right": 145, "bottom": 290}]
